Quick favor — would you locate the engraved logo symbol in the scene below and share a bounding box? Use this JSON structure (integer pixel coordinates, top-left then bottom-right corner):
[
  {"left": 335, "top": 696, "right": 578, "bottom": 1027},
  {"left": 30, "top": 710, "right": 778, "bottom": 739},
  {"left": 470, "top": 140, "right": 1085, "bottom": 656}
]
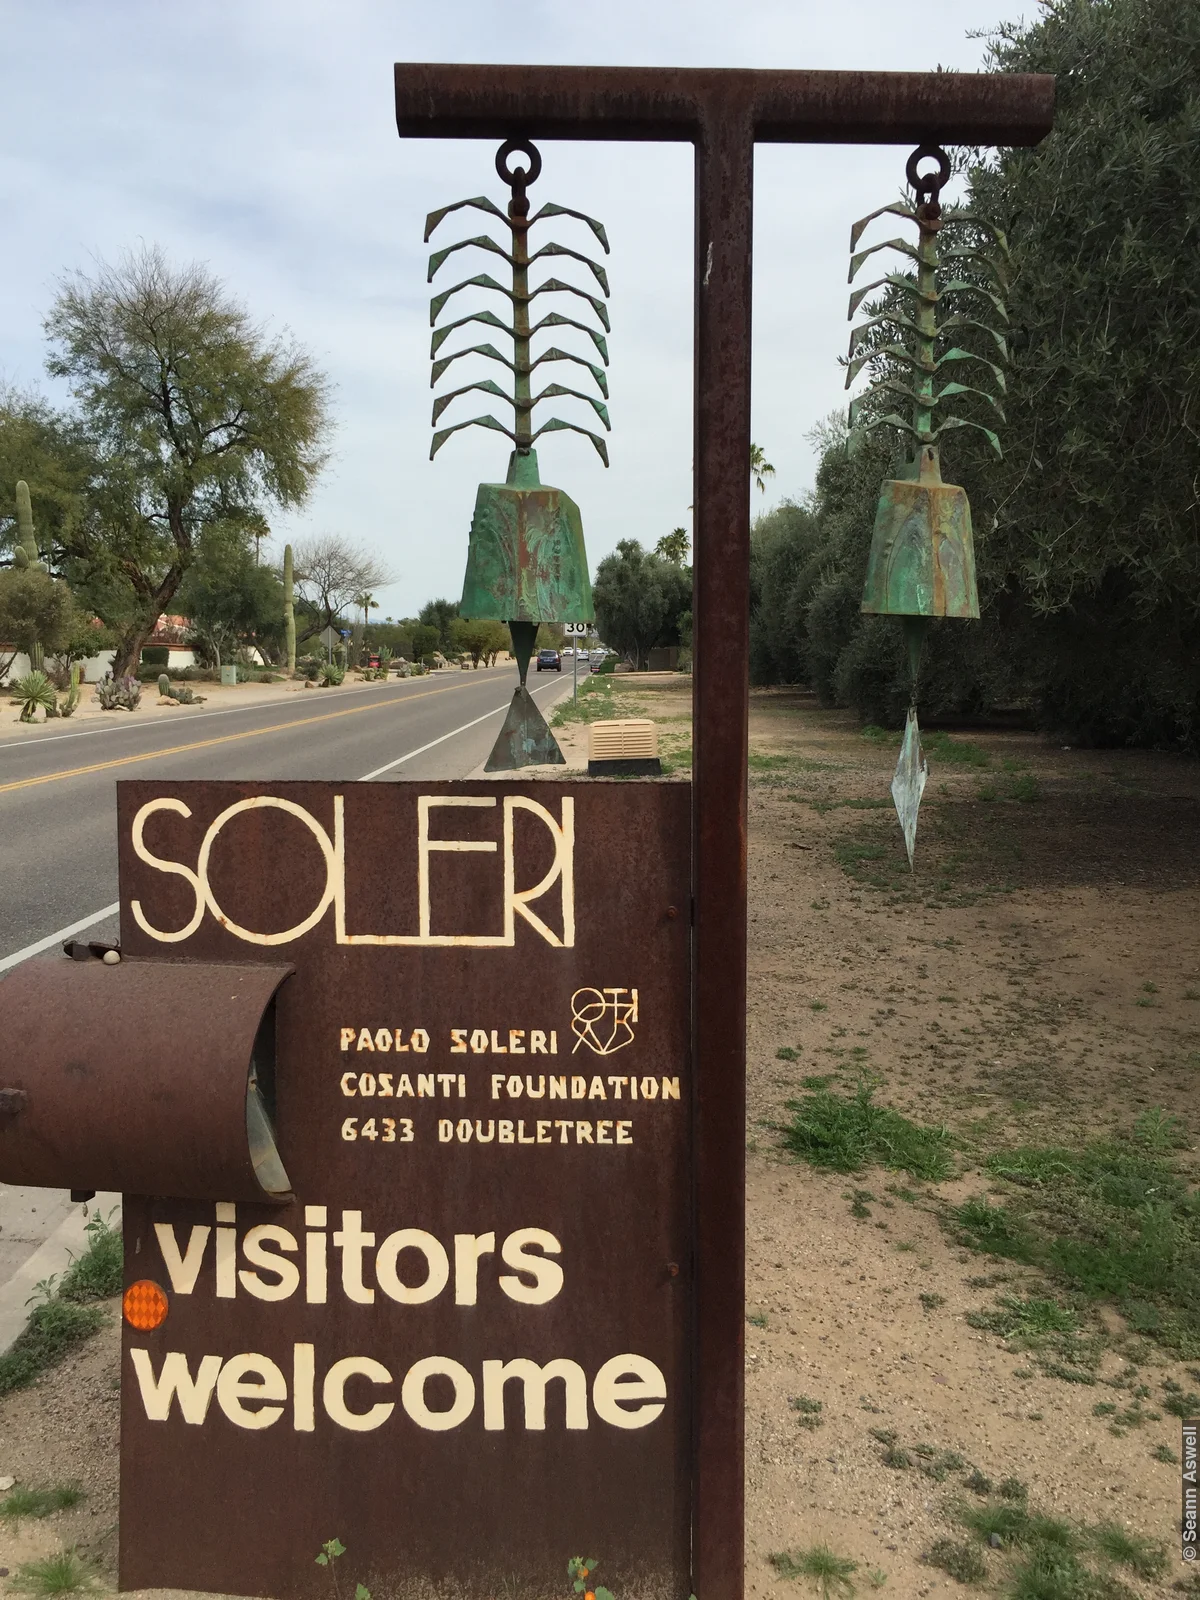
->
[{"left": 570, "top": 987, "right": 639, "bottom": 1055}]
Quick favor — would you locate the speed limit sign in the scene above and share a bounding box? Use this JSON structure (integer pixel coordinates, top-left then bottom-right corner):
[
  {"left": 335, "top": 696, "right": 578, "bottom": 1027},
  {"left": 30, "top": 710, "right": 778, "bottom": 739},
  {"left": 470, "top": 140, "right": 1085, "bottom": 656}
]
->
[{"left": 563, "top": 621, "right": 592, "bottom": 636}]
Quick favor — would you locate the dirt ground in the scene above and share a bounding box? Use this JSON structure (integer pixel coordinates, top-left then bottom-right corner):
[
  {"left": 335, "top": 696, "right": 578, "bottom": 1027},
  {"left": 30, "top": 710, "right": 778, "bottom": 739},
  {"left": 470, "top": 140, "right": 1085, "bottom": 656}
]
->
[{"left": 2, "top": 679, "right": 1198, "bottom": 1598}]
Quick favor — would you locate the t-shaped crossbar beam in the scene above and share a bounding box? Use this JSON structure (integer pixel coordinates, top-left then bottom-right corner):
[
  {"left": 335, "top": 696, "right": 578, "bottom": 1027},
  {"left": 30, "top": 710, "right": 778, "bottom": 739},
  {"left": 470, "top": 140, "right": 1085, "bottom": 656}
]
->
[{"left": 394, "top": 65, "right": 1054, "bottom": 1600}]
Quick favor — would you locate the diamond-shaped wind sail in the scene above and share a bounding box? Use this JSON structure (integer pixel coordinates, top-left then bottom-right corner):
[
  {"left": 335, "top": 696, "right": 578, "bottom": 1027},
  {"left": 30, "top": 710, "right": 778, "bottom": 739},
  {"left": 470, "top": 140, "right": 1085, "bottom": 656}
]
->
[{"left": 890, "top": 709, "right": 928, "bottom": 870}]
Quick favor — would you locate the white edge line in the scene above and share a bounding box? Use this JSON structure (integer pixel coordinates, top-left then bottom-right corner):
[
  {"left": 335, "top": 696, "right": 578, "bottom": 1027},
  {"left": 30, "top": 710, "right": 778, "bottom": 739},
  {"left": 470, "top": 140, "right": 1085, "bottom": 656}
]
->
[
  {"left": 0, "top": 903, "right": 121, "bottom": 976},
  {"left": 0, "top": 669, "right": 506, "bottom": 754},
  {"left": 358, "top": 677, "right": 570, "bottom": 781}
]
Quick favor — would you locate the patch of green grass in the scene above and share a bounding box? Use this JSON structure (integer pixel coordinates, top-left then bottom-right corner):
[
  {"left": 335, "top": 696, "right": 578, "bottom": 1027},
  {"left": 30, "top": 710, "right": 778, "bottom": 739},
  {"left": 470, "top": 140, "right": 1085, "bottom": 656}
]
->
[
  {"left": 1092, "top": 1524, "right": 1166, "bottom": 1580},
  {"left": 923, "top": 729, "right": 991, "bottom": 768},
  {"left": 1008, "top": 774, "right": 1041, "bottom": 803},
  {"left": 660, "top": 742, "right": 692, "bottom": 774},
  {"left": 969, "top": 1294, "right": 1079, "bottom": 1338},
  {"left": 776, "top": 1046, "right": 799, "bottom": 1061},
  {"left": 965, "top": 1469, "right": 992, "bottom": 1495},
  {"left": 1150, "top": 1442, "right": 1178, "bottom": 1463},
  {"left": 0, "top": 1486, "right": 85, "bottom": 1522},
  {"left": 1131, "top": 1105, "right": 1186, "bottom": 1150},
  {"left": 801, "top": 1075, "right": 833, "bottom": 1090},
  {"left": 790, "top": 1395, "right": 824, "bottom": 1429},
  {"left": 952, "top": 1197, "right": 1037, "bottom": 1262},
  {"left": 809, "top": 999, "right": 828, "bottom": 1012},
  {"left": 747, "top": 1311, "right": 768, "bottom": 1329},
  {"left": 848, "top": 1188, "right": 874, "bottom": 1219},
  {"left": 954, "top": 1130, "right": 1200, "bottom": 1358},
  {"left": 960, "top": 1501, "right": 1076, "bottom": 1552},
  {"left": 966, "top": 1295, "right": 1099, "bottom": 1384},
  {"left": 550, "top": 676, "right": 620, "bottom": 727},
  {"left": 59, "top": 1209, "right": 122, "bottom": 1302},
  {"left": 998, "top": 1477, "right": 1028, "bottom": 1501},
  {"left": 881, "top": 1445, "right": 913, "bottom": 1469},
  {"left": 926, "top": 1538, "right": 986, "bottom": 1584},
  {"left": 0, "top": 1299, "right": 104, "bottom": 1397},
  {"left": 781, "top": 1084, "right": 953, "bottom": 1181},
  {"left": 918, "top": 1292, "right": 946, "bottom": 1312},
  {"left": 769, "top": 1546, "right": 858, "bottom": 1598},
  {"left": 9, "top": 1551, "right": 97, "bottom": 1596},
  {"left": 954, "top": 1498, "right": 1156, "bottom": 1600},
  {"left": 832, "top": 837, "right": 906, "bottom": 895},
  {"left": 1160, "top": 1384, "right": 1200, "bottom": 1417},
  {"left": 1009, "top": 1547, "right": 1134, "bottom": 1600},
  {"left": 914, "top": 1445, "right": 966, "bottom": 1482}
]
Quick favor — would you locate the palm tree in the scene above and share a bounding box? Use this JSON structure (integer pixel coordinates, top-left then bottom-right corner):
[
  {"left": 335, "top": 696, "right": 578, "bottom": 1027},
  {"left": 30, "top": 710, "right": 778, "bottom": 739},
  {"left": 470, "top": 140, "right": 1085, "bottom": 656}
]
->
[
  {"left": 353, "top": 591, "right": 379, "bottom": 666},
  {"left": 655, "top": 527, "right": 690, "bottom": 564},
  {"left": 245, "top": 510, "right": 270, "bottom": 566},
  {"left": 750, "top": 443, "right": 776, "bottom": 495}
]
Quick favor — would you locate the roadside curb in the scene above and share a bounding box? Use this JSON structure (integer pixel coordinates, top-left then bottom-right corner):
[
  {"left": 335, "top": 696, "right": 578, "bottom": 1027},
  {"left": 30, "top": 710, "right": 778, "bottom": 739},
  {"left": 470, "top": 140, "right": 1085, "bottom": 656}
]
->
[{"left": 0, "top": 1193, "right": 121, "bottom": 1356}]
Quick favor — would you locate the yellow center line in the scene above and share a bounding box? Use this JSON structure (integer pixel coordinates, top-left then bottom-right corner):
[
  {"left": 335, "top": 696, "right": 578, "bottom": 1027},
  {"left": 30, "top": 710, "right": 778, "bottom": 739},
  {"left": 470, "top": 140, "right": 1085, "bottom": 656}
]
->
[{"left": 0, "top": 683, "right": 471, "bottom": 796}]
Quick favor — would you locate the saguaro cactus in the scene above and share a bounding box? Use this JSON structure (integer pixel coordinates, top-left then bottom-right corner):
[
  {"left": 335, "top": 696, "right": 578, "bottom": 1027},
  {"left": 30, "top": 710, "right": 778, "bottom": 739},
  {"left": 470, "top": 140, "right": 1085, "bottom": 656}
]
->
[
  {"left": 14, "top": 480, "right": 46, "bottom": 668},
  {"left": 283, "top": 544, "right": 296, "bottom": 673},
  {"left": 15, "top": 481, "right": 41, "bottom": 568}
]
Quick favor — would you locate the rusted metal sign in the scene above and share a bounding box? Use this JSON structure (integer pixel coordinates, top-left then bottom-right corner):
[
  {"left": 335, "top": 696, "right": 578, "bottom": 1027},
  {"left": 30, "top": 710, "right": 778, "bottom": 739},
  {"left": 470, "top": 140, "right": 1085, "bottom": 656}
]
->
[{"left": 113, "top": 778, "right": 691, "bottom": 1600}]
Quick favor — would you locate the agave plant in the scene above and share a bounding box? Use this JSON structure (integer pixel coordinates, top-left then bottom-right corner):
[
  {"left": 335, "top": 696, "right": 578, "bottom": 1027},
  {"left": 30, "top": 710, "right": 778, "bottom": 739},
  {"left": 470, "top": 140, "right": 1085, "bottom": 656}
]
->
[{"left": 14, "top": 670, "right": 56, "bottom": 722}]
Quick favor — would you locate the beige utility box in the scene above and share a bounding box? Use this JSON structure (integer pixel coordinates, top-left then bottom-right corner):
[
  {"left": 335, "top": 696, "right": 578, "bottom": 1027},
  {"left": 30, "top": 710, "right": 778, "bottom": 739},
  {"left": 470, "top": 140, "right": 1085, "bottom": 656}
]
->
[{"left": 588, "top": 718, "right": 662, "bottom": 775}]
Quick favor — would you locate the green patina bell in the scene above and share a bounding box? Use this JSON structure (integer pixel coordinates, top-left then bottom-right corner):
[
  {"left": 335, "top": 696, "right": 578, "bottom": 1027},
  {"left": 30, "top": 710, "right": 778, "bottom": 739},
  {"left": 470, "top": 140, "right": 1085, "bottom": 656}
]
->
[
  {"left": 462, "top": 449, "right": 593, "bottom": 624},
  {"left": 860, "top": 445, "right": 979, "bottom": 620},
  {"left": 425, "top": 136, "right": 611, "bottom": 770}
]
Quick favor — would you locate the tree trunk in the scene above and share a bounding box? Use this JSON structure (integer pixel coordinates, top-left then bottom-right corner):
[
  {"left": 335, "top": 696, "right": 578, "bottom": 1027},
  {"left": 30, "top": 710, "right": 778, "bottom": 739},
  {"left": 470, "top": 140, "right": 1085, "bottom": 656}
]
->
[{"left": 111, "top": 567, "right": 183, "bottom": 678}]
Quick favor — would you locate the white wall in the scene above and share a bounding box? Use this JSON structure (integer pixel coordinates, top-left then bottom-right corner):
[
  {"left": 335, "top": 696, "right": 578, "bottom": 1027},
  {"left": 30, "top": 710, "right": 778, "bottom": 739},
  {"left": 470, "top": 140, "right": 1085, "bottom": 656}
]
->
[{"left": 1, "top": 649, "right": 115, "bottom": 686}]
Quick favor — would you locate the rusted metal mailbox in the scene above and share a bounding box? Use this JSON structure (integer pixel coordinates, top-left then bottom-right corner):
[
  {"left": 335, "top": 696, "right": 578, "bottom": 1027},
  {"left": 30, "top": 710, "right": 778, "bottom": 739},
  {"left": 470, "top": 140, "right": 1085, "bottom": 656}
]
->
[{"left": 0, "top": 959, "right": 293, "bottom": 1203}]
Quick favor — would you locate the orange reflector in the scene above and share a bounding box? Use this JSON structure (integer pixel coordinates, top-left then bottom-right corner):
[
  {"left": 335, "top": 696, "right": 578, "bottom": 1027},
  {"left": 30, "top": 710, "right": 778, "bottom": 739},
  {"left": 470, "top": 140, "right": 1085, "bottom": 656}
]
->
[{"left": 123, "top": 1279, "right": 169, "bottom": 1331}]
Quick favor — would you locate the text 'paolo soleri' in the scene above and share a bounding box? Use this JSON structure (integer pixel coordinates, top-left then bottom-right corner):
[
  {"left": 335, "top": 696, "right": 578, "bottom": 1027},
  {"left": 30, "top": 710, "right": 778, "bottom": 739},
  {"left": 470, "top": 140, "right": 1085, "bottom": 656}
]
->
[{"left": 130, "top": 1206, "right": 668, "bottom": 1439}]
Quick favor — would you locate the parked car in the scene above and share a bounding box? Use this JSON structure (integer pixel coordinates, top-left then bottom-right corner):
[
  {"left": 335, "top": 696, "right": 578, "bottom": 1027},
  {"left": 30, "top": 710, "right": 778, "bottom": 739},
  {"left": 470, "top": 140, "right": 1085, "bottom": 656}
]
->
[{"left": 536, "top": 649, "right": 562, "bottom": 672}]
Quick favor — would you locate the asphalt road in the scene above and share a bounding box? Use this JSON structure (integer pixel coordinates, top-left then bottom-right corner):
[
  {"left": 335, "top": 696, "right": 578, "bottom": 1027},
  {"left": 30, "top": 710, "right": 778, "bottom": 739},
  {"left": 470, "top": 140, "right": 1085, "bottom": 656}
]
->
[{"left": 0, "top": 664, "right": 574, "bottom": 966}]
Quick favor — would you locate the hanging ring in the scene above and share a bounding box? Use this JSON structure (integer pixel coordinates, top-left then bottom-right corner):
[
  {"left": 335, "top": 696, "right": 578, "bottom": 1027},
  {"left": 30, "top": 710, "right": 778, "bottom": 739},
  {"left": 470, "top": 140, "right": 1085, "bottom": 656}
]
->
[
  {"left": 496, "top": 138, "right": 542, "bottom": 189},
  {"left": 905, "top": 143, "right": 951, "bottom": 208}
]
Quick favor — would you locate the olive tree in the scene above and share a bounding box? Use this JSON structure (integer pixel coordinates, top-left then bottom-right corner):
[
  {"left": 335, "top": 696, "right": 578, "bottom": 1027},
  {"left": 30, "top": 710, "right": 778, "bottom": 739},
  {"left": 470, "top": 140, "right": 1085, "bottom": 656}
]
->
[{"left": 45, "top": 246, "right": 332, "bottom": 676}]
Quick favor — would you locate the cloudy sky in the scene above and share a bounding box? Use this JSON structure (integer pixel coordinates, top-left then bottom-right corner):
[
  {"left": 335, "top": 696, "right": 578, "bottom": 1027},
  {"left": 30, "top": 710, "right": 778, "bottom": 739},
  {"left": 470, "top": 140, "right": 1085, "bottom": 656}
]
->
[{"left": 1, "top": 0, "right": 1023, "bottom": 619}]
